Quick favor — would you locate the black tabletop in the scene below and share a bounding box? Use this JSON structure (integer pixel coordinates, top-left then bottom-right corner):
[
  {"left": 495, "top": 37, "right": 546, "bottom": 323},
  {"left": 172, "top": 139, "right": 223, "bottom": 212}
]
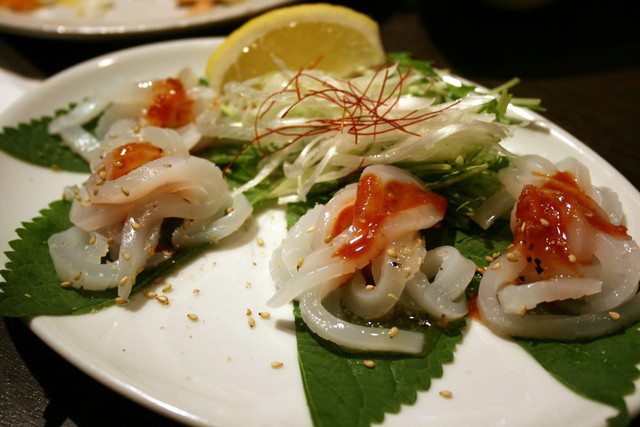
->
[{"left": 1, "top": 0, "right": 639, "bottom": 425}]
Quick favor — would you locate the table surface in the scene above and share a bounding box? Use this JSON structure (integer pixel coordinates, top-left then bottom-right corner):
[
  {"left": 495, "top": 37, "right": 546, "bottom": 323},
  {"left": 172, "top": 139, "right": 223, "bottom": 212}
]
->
[{"left": 1, "top": 0, "right": 639, "bottom": 425}]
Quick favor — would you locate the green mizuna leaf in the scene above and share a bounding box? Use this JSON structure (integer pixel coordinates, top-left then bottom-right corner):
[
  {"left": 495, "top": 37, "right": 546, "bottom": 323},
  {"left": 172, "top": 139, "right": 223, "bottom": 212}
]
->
[
  {"left": 0, "top": 199, "right": 202, "bottom": 316},
  {"left": 0, "top": 113, "right": 90, "bottom": 173}
]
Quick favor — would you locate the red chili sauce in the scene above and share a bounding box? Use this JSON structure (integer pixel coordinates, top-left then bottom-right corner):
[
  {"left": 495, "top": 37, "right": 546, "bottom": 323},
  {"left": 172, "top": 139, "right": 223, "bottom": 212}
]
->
[
  {"left": 513, "top": 171, "right": 629, "bottom": 276},
  {"left": 106, "top": 142, "right": 164, "bottom": 181},
  {"left": 145, "top": 78, "right": 194, "bottom": 128},
  {"left": 331, "top": 173, "right": 447, "bottom": 261}
]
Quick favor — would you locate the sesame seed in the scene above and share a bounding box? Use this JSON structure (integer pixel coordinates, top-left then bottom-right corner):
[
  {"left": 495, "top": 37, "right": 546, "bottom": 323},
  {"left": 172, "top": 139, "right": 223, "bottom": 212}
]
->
[
  {"left": 246, "top": 309, "right": 252, "bottom": 315},
  {"left": 162, "top": 283, "right": 172, "bottom": 292},
  {"left": 119, "top": 276, "right": 129, "bottom": 287},
  {"left": 99, "top": 170, "right": 106, "bottom": 179},
  {"left": 115, "top": 297, "right": 128, "bottom": 305},
  {"left": 107, "top": 237, "right": 114, "bottom": 244},
  {"left": 88, "top": 235, "right": 96, "bottom": 245},
  {"left": 131, "top": 221, "right": 141, "bottom": 230},
  {"left": 365, "top": 284, "right": 375, "bottom": 290},
  {"left": 568, "top": 253, "right": 577, "bottom": 263},
  {"left": 387, "top": 293, "right": 399, "bottom": 302},
  {"left": 306, "top": 226, "right": 316, "bottom": 233},
  {"left": 258, "top": 311, "right": 271, "bottom": 319},
  {"left": 271, "top": 361, "right": 283, "bottom": 369},
  {"left": 540, "top": 218, "right": 550, "bottom": 227},
  {"left": 506, "top": 252, "right": 518, "bottom": 262},
  {"left": 387, "top": 247, "right": 398, "bottom": 258},
  {"left": 297, "top": 257, "right": 305, "bottom": 268},
  {"left": 187, "top": 313, "right": 199, "bottom": 321},
  {"left": 363, "top": 360, "right": 375, "bottom": 369},
  {"left": 256, "top": 237, "right": 264, "bottom": 246},
  {"left": 439, "top": 390, "right": 453, "bottom": 398},
  {"left": 519, "top": 305, "right": 527, "bottom": 317},
  {"left": 389, "top": 326, "right": 399, "bottom": 339},
  {"left": 156, "top": 295, "right": 169, "bottom": 304},
  {"left": 609, "top": 311, "right": 621, "bottom": 320},
  {"left": 73, "top": 271, "right": 82, "bottom": 281},
  {"left": 122, "top": 252, "right": 131, "bottom": 261},
  {"left": 248, "top": 317, "right": 256, "bottom": 328},
  {"left": 147, "top": 246, "right": 155, "bottom": 255},
  {"left": 153, "top": 276, "right": 165, "bottom": 284},
  {"left": 145, "top": 291, "right": 157, "bottom": 299},
  {"left": 92, "top": 188, "right": 99, "bottom": 196},
  {"left": 490, "top": 262, "right": 502, "bottom": 270},
  {"left": 60, "top": 281, "right": 73, "bottom": 288},
  {"left": 121, "top": 187, "right": 130, "bottom": 196},
  {"left": 520, "top": 222, "right": 526, "bottom": 232},
  {"left": 193, "top": 289, "right": 200, "bottom": 295}
]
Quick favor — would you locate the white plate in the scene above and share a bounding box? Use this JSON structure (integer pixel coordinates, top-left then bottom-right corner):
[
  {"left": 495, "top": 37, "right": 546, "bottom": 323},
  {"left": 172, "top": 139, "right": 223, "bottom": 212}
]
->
[
  {"left": 1, "top": 38, "right": 639, "bottom": 426},
  {"left": 0, "top": 0, "right": 294, "bottom": 38}
]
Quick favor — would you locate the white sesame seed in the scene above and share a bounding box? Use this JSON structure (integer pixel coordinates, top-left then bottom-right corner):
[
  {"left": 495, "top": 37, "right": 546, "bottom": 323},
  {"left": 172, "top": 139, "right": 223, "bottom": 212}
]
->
[{"left": 363, "top": 360, "right": 375, "bottom": 369}]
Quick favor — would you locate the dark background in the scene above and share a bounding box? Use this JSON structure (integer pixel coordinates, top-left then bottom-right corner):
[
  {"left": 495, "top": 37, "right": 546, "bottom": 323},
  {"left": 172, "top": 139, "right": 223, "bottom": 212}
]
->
[{"left": 2, "top": 0, "right": 639, "bottom": 425}]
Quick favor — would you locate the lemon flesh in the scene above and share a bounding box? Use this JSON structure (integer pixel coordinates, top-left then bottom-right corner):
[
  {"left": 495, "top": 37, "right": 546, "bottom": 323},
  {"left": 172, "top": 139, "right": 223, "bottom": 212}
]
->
[{"left": 205, "top": 3, "right": 385, "bottom": 93}]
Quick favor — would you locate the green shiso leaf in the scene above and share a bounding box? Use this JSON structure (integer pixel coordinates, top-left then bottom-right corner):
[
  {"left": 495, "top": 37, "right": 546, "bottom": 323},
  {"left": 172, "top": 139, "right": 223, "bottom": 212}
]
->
[
  {"left": 0, "top": 199, "right": 202, "bottom": 316},
  {"left": 295, "top": 303, "right": 464, "bottom": 427},
  {"left": 518, "top": 324, "right": 640, "bottom": 427},
  {"left": 0, "top": 111, "right": 90, "bottom": 173}
]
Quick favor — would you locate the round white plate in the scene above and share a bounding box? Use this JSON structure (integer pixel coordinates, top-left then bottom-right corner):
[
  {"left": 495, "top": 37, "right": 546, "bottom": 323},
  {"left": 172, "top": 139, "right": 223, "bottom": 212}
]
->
[
  {"left": 0, "top": 0, "right": 294, "bottom": 38},
  {"left": 1, "top": 38, "right": 639, "bottom": 426}
]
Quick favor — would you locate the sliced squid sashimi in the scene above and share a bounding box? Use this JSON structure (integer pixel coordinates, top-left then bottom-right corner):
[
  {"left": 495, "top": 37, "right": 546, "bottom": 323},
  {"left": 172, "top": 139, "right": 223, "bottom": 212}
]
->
[
  {"left": 477, "top": 156, "right": 640, "bottom": 340},
  {"left": 268, "top": 164, "right": 469, "bottom": 354}
]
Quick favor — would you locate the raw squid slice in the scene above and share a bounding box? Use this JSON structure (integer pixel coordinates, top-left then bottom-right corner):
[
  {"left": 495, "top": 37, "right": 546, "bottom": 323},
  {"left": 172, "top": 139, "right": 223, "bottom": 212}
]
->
[
  {"left": 268, "top": 164, "right": 464, "bottom": 354},
  {"left": 405, "top": 245, "right": 475, "bottom": 321},
  {"left": 300, "top": 284, "right": 426, "bottom": 355},
  {"left": 48, "top": 127, "right": 252, "bottom": 301},
  {"left": 477, "top": 155, "right": 640, "bottom": 340}
]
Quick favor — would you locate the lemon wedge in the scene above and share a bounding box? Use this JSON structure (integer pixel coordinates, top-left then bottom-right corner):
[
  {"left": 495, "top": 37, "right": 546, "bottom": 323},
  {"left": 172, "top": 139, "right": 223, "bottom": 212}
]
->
[{"left": 205, "top": 3, "right": 385, "bottom": 93}]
